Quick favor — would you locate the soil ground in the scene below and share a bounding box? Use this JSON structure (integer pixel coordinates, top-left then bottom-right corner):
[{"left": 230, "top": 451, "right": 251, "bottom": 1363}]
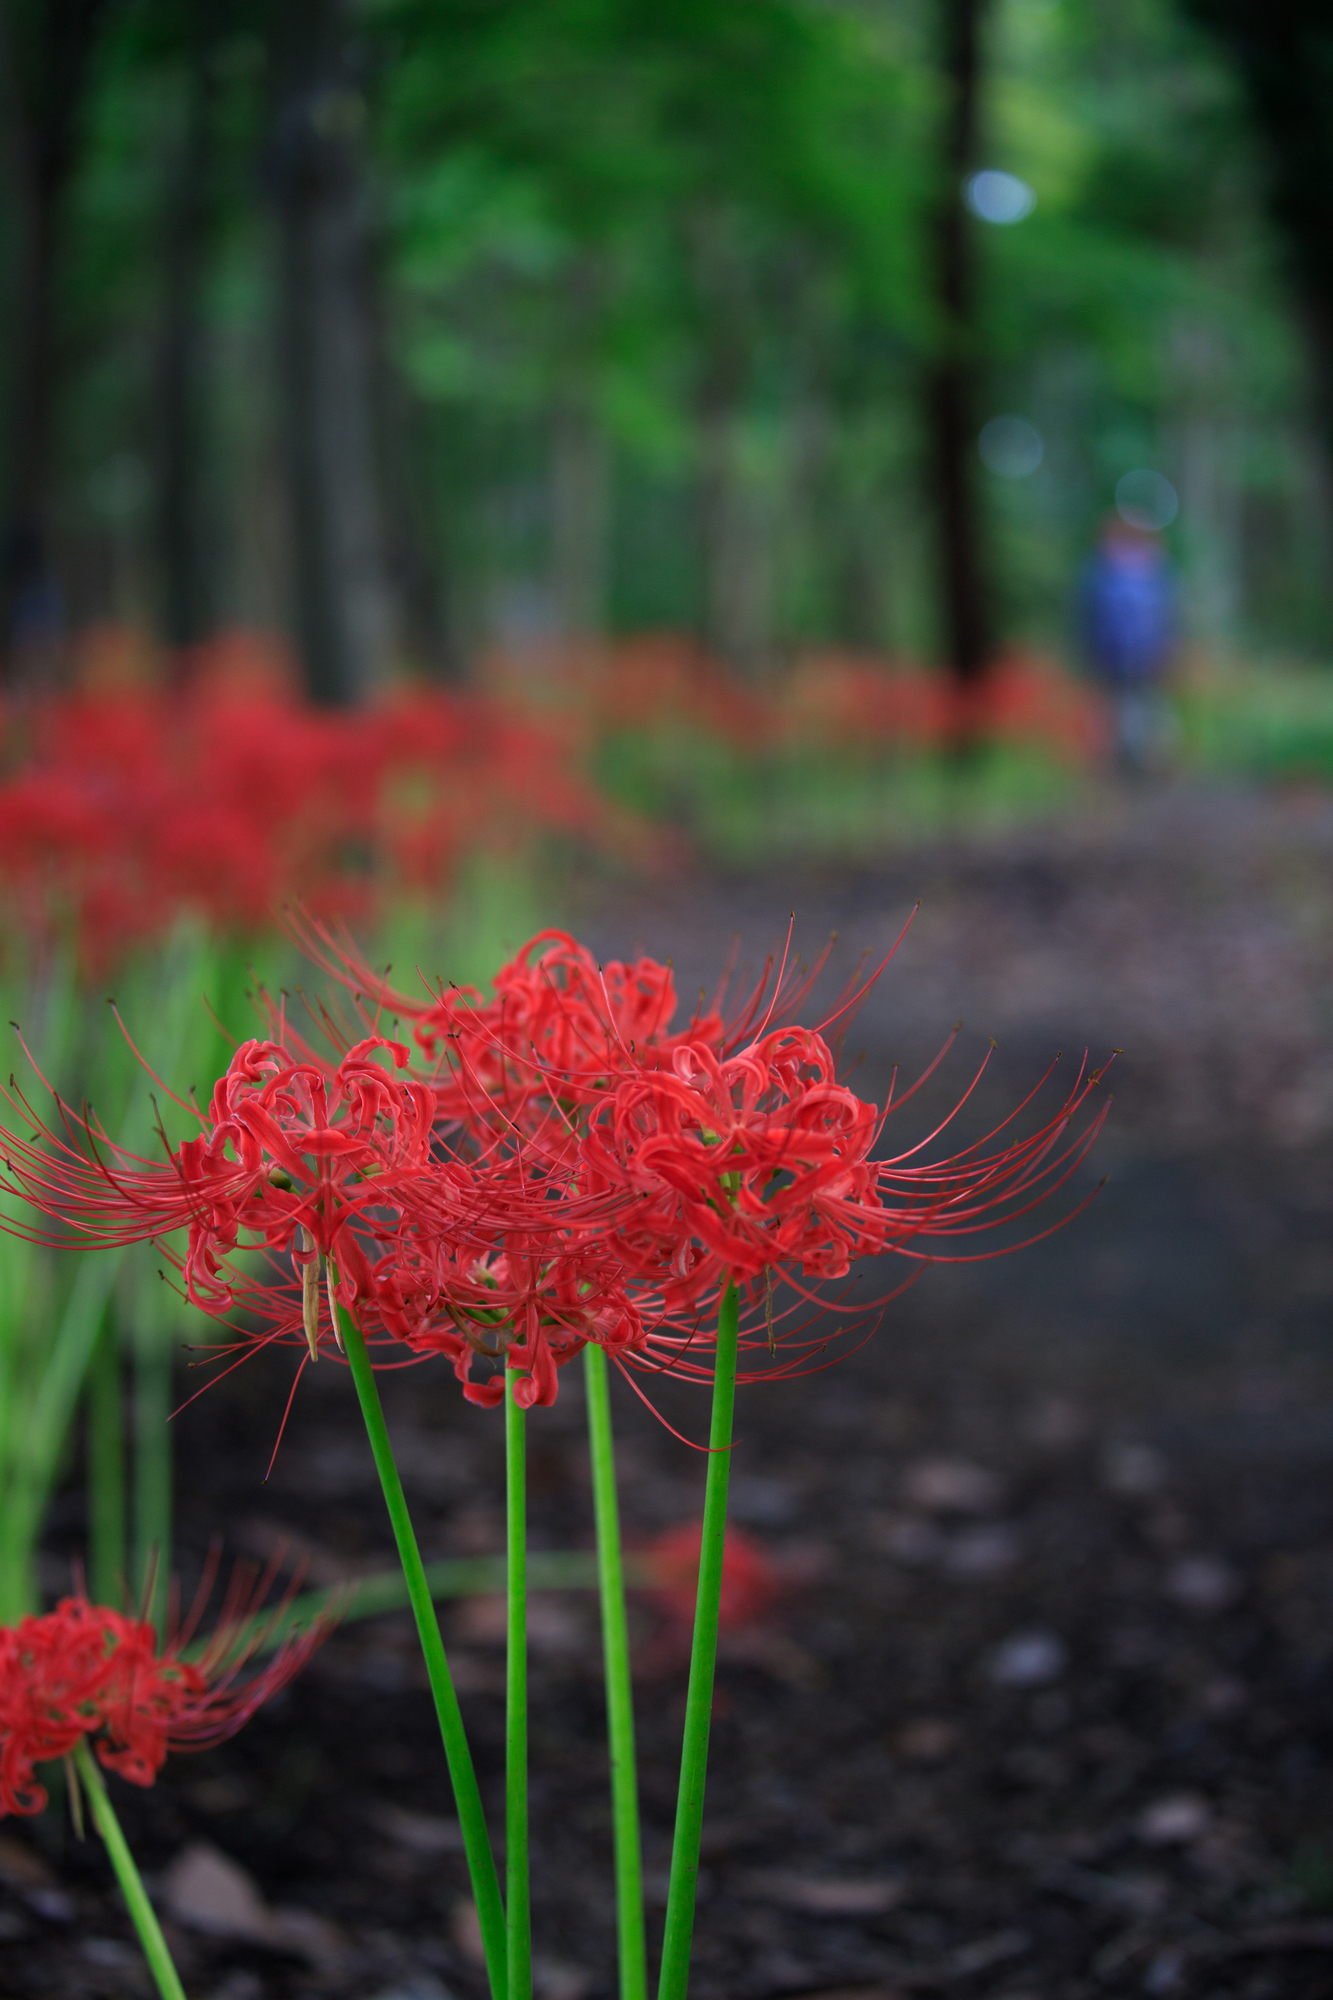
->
[{"left": 6, "top": 777, "right": 1333, "bottom": 2000}]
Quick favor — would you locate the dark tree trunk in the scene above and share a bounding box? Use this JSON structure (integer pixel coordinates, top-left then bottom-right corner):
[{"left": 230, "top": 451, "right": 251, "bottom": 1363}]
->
[
  {"left": 1184, "top": 1, "right": 1333, "bottom": 472},
  {"left": 927, "top": 0, "right": 991, "bottom": 687},
  {"left": 551, "top": 394, "right": 610, "bottom": 643},
  {"left": 267, "top": 0, "right": 392, "bottom": 706},
  {"left": 377, "top": 348, "right": 461, "bottom": 680},
  {"left": 156, "top": 9, "right": 217, "bottom": 656},
  {"left": 688, "top": 212, "right": 772, "bottom": 677},
  {"left": 0, "top": 0, "right": 110, "bottom": 680},
  {"left": 549, "top": 258, "right": 610, "bottom": 647},
  {"left": 697, "top": 391, "right": 773, "bottom": 679}
]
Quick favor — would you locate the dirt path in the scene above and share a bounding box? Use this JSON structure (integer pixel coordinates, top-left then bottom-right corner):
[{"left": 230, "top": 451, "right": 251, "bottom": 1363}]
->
[{"left": 7, "top": 778, "right": 1333, "bottom": 2000}]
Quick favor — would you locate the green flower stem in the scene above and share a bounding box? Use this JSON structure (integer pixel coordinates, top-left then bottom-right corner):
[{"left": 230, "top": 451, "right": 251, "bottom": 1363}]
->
[
  {"left": 87, "top": 1311, "right": 127, "bottom": 1608},
  {"left": 206, "top": 1550, "right": 643, "bottom": 1663},
  {"left": 583, "top": 1342, "right": 647, "bottom": 2000},
  {"left": 506, "top": 1372, "right": 532, "bottom": 2000},
  {"left": 657, "top": 1278, "right": 739, "bottom": 2000},
  {"left": 133, "top": 1284, "right": 173, "bottom": 1637},
  {"left": 72, "top": 1738, "right": 188, "bottom": 2000},
  {"left": 336, "top": 1300, "right": 507, "bottom": 2000}
]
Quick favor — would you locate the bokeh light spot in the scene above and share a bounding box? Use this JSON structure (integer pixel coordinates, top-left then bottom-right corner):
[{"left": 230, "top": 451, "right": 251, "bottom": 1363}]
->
[
  {"left": 979, "top": 416, "right": 1044, "bottom": 479},
  {"left": 965, "top": 170, "right": 1036, "bottom": 224},
  {"left": 1115, "top": 468, "right": 1178, "bottom": 530}
]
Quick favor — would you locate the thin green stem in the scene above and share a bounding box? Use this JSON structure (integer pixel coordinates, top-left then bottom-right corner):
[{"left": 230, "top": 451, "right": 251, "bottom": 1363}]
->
[
  {"left": 657, "top": 1279, "right": 739, "bottom": 2000},
  {"left": 72, "top": 1739, "right": 188, "bottom": 2000},
  {"left": 336, "top": 1300, "right": 507, "bottom": 2000},
  {"left": 584, "top": 1343, "right": 647, "bottom": 2000},
  {"left": 87, "top": 1311, "right": 127, "bottom": 1607},
  {"left": 133, "top": 1284, "right": 173, "bottom": 1636},
  {"left": 0, "top": 1248, "right": 126, "bottom": 1622},
  {"left": 506, "top": 1372, "right": 531, "bottom": 2000},
  {"left": 198, "top": 1551, "right": 636, "bottom": 1663}
]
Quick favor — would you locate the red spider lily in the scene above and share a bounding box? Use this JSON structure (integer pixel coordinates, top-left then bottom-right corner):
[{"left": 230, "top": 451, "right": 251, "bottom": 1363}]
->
[
  {"left": 185, "top": 1163, "right": 651, "bottom": 1416},
  {"left": 0, "top": 1565, "right": 329, "bottom": 1817},
  {"left": 0, "top": 1595, "right": 111, "bottom": 1813},
  {"left": 580, "top": 1026, "right": 886, "bottom": 1292},
  {"left": 582, "top": 1023, "right": 1109, "bottom": 1309},
  {"left": 281, "top": 908, "right": 884, "bottom": 1154},
  {"left": 0, "top": 1031, "right": 464, "bottom": 1357},
  {"left": 0, "top": 647, "right": 639, "bottom": 974},
  {"left": 0, "top": 916, "right": 1109, "bottom": 1429},
  {"left": 567, "top": 1029, "right": 1110, "bottom": 1403},
  {"left": 176, "top": 1033, "right": 439, "bottom": 1321},
  {"left": 285, "top": 918, "right": 723, "bottom": 1138},
  {"left": 382, "top": 1237, "right": 651, "bottom": 1410},
  {"left": 642, "top": 1523, "right": 783, "bottom": 1633},
  {"left": 485, "top": 635, "right": 1101, "bottom": 768},
  {"left": 192, "top": 1021, "right": 1108, "bottom": 1425}
]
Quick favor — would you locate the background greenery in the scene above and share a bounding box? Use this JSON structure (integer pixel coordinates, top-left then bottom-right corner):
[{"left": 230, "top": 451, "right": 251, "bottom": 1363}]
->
[{"left": 2, "top": 0, "right": 1330, "bottom": 696}]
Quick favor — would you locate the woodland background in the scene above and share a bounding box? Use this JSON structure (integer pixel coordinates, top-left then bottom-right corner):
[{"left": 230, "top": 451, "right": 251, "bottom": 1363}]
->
[{"left": 2, "top": 0, "right": 1332, "bottom": 706}]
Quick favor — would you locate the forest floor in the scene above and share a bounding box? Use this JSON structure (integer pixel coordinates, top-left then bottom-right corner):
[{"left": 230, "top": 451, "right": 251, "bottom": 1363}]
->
[{"left": 7, "top": 775, "right": 1333, "bottom": 2000}]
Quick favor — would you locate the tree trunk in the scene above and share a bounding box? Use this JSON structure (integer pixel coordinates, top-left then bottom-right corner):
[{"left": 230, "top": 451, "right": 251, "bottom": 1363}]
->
[
  {"left": 698, "top": 399, "right": 774, "bottom": 679},
  {"left": 0, "top": 0, "right": 111, "bottom": 681},
  {"left": 268, "top": 0, "right": 392, "bottom": 706},
  {"left": 551, "top": 396, "right": 610, "bottom": 643},
  {"left": 377, "top": 351, "right": 461, "bottom": 680},
  {"left": 1184, "top": 1, "right": 1333, "bottom": 533},
  {"left": 927, "top": 0, "right": 991, "bottom": 687},
  {"left": 156, "top": 9, "right": 217, "bottom": 657}
]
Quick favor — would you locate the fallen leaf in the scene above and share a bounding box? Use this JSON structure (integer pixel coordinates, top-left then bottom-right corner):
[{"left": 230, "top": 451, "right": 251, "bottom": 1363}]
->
[
  {"left": 896, "top": 1719, "right": 958, "bottom": 1762},
  {"left": 737, "top": 1870, "right": 904, "bottom": 1916},
  {"left": 368, "top": 1802, "right": 464, "bottom": 1855},
  {"left": 534, "top": 1956, "right": 593, "bottom": 2000},
  {"left": 162, "top": 1843, "right": 271, "bottom": 1944},
  {"left": 1136, "top": 1793, "right": 1212, "bottom": 1846},
  {"left": 162, "top": 1842, "right": 340, "bottom": 1966},
  {"left": 269, "top": 1904, "right": 345, "bottom": 1971},
  {"left": 451, "top": 1896, "right": 486, "bottom": 1965},
  {"left": 902, "top": 1458, "right": 1000, "bottom": 1514}
]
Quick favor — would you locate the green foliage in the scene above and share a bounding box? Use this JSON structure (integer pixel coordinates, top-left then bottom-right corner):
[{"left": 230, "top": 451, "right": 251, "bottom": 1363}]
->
[
  {"left": 594, "top": 725, "right": 1078, "bottom": 865},
  {"left": 0, "top": 926, "right": 286, "bottom": 1620},
  {"left": 1178, "top": 656, "right": 1333, "bottom": 783},
  {"left": 3, "top": 0, "right": 1326, "bottom": 661}
]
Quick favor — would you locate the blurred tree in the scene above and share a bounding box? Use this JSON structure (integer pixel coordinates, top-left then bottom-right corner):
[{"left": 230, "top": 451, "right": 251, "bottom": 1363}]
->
[
  {"left": 0, "top": 0, "right": 112, "bottom": 676},
  {"left": 155, "top": 2, "right": 219, "bottom": 651},
  {"left": 267, "top": 0, "right": 392, "bottom": 704},
  {"left": 928, "top": 0, "right": 991, "bottom": 687},
  {"left": 378, "top": 0, "right": 923, "bottom": 671},
  {"left": 1183, "top": 0, "right": 1333, "bottom": 459},
  {"left": 0, "top": 0, "right": 1326, "bottom": 683}
]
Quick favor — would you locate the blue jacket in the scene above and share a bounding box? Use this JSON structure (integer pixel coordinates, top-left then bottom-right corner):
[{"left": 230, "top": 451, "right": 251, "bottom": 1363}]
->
[{"left": 1080, "top": 546, "right": 1175, "bottom": 685}]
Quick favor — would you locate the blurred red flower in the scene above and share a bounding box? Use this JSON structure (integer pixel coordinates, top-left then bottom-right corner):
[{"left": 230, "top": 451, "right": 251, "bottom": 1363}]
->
[
  {"left": 642, "top": 1523, "right": 783, "bottom": 1633},
  {"left": 0, "top": 656, "right": 639, "bottom": 972},
  {"left": 0, "top": 914, "right": 1109, "bottom": 1424},
  {"left": 0, "top": 1568, "right": 328, "bottom": 1817}
]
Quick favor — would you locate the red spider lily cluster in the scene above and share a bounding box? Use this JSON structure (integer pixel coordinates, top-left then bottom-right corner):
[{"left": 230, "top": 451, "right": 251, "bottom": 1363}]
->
[
  {"left": 0, "top": 626, "right": 1099, "bottom": 979},
  {"left": 0, "top": 1567, "right": 327, "bottom": 1817},
  {"left": 0, "top": 914, "right": 1109, "bottom": 1437},
  {"left": 492, "top": 636, "right": 1103, "bottom": 766},
  {"left": 0, "top": 640, "right": 635, "bottom": 973},
  {"left": 643, "top": 1524, "right": 783, "bottom": 1636}
]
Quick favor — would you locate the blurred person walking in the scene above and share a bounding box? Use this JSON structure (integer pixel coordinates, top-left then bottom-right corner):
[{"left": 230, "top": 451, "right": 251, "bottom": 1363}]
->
[{"left": 1080, "top": 516, "right": 1178, "bottom": 773}]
